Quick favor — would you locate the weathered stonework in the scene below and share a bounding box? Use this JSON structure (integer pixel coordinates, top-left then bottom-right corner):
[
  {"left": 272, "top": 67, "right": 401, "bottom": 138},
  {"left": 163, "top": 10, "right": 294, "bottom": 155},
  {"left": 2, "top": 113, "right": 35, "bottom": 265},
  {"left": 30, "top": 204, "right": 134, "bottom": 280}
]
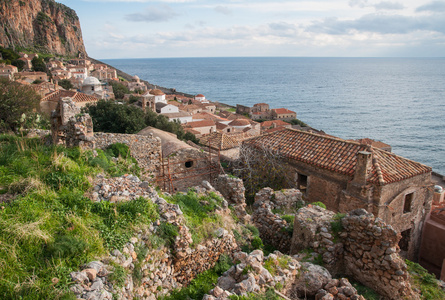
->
[
  {"left": 213, "top": 174, "right": 249, "bottom": 222},
  {"left": 94, "top": 132, "right": 162, "bottom": 182},
  {"left": 251, "top": 188, "right": 303, "bottom": 253},
  {"left": 288, "top": 206, "right": 420, "bottom": 300},
  {"left": 51, "top": 98, "right": 94, "bottom": 148}
]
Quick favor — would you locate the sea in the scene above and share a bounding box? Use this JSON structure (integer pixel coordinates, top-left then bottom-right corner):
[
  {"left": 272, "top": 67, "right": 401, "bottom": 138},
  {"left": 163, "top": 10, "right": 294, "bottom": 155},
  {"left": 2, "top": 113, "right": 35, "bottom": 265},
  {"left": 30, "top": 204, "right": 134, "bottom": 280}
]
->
[{"left": 102, "top": 57, "right": 445, "bottom": 175}]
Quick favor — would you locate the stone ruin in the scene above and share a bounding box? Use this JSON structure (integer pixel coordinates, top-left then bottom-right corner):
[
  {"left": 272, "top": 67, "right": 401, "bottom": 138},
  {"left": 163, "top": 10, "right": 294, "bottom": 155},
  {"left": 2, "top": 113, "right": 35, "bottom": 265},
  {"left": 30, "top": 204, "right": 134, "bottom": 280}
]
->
[
  {"left": 252, "top": 188, "right": 420, "bottom": 300},
  {"left": 51, "top": 98, "right": 94, "bottom": 148}
]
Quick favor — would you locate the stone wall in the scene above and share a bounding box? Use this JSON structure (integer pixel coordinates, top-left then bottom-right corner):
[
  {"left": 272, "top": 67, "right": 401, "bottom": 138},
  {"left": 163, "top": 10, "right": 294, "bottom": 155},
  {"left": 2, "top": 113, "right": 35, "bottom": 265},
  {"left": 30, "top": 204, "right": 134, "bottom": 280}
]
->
[
  {"left": 252, "top": 188, "right": 303, "bottom": 253},
  {"left": 213, "top": 174, "right": 249, "bottom": 222},
  {"left": 94, "top": 132, "right": 162, "bottom": 182},
  {"left": 70, "top": 177, "right": 239, "bottom": 299},
  {"left": 288, "top": 206, "right": 419, "bottom": 300},
  {"left": 51, "top": 98, "right": 95, "bottom": 148}
]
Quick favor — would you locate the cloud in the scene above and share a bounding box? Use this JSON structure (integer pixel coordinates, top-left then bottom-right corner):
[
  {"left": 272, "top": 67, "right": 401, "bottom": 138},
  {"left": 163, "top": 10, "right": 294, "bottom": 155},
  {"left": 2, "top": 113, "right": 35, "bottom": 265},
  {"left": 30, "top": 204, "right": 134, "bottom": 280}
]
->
[
  {"left": 416, "top": 1, "right": 445, "bottom": 12},
  {"left": 125, "top": 4, "right": 179, "bottom": 22},
  {"left": 307, "top": 13, "right": 445, "bottom": 35},
  {"left": 349, "top": 0, "right": 404, "bottom": 10},
  {"left": 214, "top": 5, "right": 232, "bottom": 15},
  {"left": 374, "top": 1, "right": 404, "bottom": 10}
]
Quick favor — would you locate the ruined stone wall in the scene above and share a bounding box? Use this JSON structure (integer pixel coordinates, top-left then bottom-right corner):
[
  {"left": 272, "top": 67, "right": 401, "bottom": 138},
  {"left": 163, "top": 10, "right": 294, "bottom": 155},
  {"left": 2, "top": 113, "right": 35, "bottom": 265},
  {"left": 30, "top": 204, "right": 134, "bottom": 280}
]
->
[
  {"left": 341, "top": 209, "right": 419, "bottom": 299},
  {"left": 252, "top": 188, "right": 303, "bottom": 253},
  {"left": 287, "top": 206, "right": 419, "bottom": 300},
  {"left": 162, "top": 148, "right": 221, "bottom": 193},
  {"left": 94, "top": 132, "right": 162, "bottom": 182},
  {"left": 213, "top": 174, "right": 249, "bottom": 222},
  {"left": 377, "top": 173, "right": 433, "bottom": 260}
]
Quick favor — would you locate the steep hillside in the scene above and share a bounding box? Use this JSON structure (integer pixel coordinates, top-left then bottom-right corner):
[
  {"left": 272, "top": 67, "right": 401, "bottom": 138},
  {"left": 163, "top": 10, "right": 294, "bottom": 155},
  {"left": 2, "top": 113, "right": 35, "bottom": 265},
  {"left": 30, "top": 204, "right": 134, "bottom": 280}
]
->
[{"left": 0, "top": 0, "right": 86, "bottom": 57}]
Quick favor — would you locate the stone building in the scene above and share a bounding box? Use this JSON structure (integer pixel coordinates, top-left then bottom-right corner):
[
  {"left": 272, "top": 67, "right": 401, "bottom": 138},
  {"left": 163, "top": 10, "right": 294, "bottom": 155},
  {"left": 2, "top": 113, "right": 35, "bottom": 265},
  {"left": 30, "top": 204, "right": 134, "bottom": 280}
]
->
[
  {"left": 0, "top": 63, "right": 18, "bottom": 80},
  {"left": 271, "top": 108, "right": 296, "bottom": 120},
  {"left": 242, "top": 128, "right": 433, "bottom": 260},
  {"left": 138, "top": 127, "right": 221, "bottom": 192},
  {"left": 41, "top": 90, "right": 99, "bottom": 115}
]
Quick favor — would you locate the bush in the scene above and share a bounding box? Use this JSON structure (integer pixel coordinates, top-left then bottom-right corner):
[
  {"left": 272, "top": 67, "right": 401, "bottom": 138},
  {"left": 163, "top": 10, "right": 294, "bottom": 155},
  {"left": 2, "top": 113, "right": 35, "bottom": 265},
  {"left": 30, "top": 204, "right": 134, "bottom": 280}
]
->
[
  {"left": 310, "top": 201, "right": 326, "bottom": 209},
  {"left": 0, "top": 78, "right": 41, "bottom": 132},
  {"left": 58, "top": 79, "right": 73, "bottom": 90}
]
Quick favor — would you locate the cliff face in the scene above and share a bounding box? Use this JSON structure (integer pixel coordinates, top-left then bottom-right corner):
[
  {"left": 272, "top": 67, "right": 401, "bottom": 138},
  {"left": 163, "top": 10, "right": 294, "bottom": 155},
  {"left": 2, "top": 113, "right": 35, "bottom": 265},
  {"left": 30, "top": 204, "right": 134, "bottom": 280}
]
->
[{"left": 0, "top": 0, "right": 86, "bottom": 57}]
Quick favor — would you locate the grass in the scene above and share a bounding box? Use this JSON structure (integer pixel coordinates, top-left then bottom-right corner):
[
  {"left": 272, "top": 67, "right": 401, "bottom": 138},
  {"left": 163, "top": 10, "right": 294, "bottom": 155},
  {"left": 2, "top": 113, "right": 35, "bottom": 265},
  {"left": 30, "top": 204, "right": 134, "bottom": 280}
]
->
[
  {"left": 162, "top": 254, "right": 232, "bottom": 300},
  {"left": 166, "top": 190, "right": 224, "bottom": 246},
  {"left": 228, "top": 288, "right": 285, "bottom": 300},
  {"left": 0, "top": 135, "right": 158, "bottom": 299},
  {"left": 406, "top": 260, "right": 445, "bottom": 300}
]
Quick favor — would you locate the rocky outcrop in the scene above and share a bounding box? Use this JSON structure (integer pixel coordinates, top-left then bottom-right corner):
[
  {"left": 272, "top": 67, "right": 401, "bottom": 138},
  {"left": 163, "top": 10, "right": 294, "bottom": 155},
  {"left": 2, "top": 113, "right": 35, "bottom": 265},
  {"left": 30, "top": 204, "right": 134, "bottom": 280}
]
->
[{"left": 0, "top": 0, "right": 86, "bottom": 56}]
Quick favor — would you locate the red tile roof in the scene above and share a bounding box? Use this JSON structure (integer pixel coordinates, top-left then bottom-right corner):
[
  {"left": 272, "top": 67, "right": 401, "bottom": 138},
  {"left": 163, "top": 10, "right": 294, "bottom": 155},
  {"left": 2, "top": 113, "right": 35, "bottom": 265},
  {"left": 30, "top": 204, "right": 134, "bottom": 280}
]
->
[
  {"left": 261, "top": 120, "right": 290, "bottom": 128},
  {"left": 201, "top": 131, "right": 258, "bottom": 150},
  {"left": 243, "top": 128, "right": 431, "bottom": 185},
  {"left": 42, "top": 90, "right": 99, "bottom": 104},
  {"left": 353, "top": 138, "right": 391, "bottom": 150},
  {"left": 272, "top": 108, "right": 296, "bottom": 115},
  {"left": 184, "top": 120, "right": 215, "bottom": 128}
]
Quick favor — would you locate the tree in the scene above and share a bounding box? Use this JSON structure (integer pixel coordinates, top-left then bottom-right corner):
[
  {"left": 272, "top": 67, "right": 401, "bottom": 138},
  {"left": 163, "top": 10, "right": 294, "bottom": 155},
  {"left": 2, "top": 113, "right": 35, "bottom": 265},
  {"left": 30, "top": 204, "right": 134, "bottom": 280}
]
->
[
  {"left": 230, "top": 141, "right": 295, "bottom": 202},
  {"left": 84, "top": 100, "right": 146, "bottom": 134},
  {"left": 11, "top": 59, "right": 26, "bottom": 71},
  {"left": 109, "top": 81, "right": 130, "bottom": 100},
  {"left": 0, "top": 78, "right": 41, "bottom": 132},
  {"left": 58, "top": 79, "right": 73, "bottom": 90},
  {"left": 31, "top": 56, "right": 47, "bottom": 73}
]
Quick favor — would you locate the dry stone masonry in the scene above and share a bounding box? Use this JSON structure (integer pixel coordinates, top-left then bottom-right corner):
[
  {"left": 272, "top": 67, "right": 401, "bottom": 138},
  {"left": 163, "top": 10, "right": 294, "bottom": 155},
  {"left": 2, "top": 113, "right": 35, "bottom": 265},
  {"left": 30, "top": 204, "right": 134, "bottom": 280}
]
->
[
  {"left": 252, "top": 188, "right": 303, "bottom": 253},
  {"left": 204, "top": 250, "right": 365, "bottom": 300},
  {"left": 213, "top": 174, "right": 249, "bottom": 222},
  {"left": 94, "top": 132, "right": 162, "bottom": 182}
]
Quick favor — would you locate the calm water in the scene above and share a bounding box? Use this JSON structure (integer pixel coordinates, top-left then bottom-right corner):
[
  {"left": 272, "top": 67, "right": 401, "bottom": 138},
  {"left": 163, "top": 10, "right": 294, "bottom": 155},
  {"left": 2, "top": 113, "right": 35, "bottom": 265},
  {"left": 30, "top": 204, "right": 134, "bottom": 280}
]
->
[{"left": 103, "top": 57, "right": 445, "bottom": 175}]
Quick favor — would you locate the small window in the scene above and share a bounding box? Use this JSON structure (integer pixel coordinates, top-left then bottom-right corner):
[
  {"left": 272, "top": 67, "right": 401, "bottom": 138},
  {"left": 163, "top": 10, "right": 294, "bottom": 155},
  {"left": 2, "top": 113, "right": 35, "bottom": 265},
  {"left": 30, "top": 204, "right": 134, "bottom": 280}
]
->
[
  {"left": 403, "top": 193, "right": 413, "bottom": 213},
  {"left": 185, "top": 160, "right": 193, "bottom": 168}
]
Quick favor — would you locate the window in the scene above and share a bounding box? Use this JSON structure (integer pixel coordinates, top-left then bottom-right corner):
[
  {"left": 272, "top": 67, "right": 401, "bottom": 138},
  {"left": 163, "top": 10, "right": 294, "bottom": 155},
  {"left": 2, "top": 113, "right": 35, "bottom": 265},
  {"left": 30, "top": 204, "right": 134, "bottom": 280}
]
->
[
  {"left": 403, "top": 192, "right": 413, "bottom": 213},
  {"left": 399, "top": 228, "right": 411, "bottom": 252}
]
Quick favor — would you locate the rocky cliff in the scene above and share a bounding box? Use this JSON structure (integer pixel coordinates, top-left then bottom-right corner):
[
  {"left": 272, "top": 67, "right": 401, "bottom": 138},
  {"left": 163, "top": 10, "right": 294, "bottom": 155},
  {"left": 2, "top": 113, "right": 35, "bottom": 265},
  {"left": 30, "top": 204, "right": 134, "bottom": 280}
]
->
[{"left": 0, "top": 0, "right": 86, "bottom": 57}]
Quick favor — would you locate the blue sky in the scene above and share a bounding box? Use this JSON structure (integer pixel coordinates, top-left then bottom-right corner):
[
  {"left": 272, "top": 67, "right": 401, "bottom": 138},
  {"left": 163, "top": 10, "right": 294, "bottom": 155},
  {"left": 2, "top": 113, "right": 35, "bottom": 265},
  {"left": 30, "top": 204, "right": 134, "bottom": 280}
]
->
[{"left": 57, "top": 0, "right": 445, "bottom": 59}]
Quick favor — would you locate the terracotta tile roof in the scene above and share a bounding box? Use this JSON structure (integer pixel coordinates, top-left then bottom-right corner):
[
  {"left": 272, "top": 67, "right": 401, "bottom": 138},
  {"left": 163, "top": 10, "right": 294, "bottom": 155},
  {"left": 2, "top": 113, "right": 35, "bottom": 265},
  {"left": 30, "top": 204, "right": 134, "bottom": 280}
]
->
[
  {"left": 193, "top": 112, "right": 226, "bottom": 122},
  {"left": 229, "top": 119, "right": 250, "bottom": 126},
  {"left": 272, "top": 108, "right": 296, "bottom": 114},
  {"left": 184, "top": 120, "right": 215, "bottom": 128},
  {"left": 263, "top": 127, "right": 287, "bottom": 134},
  {"left": 201, "top": 131, "right": 259, "bottom": 150},
  {"left": 243, "top": 128, "right": 431, "bottom": 185},
  {"left": 42, "top": 90, "right": 99, "bottom": 104},
  {"left": 261, "top": 120, "right": 290, "bottom": 128},
  {"left": 352, "top": 138, "right": 391, "bottom": 150}
]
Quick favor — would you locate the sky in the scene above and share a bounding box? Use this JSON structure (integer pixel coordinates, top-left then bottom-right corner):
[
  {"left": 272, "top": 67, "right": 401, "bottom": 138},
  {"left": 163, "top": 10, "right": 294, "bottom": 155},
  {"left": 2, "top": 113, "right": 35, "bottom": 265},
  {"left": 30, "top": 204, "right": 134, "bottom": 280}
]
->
[{"left": 56, "top": 0, "right": 445, "bottom": 59}]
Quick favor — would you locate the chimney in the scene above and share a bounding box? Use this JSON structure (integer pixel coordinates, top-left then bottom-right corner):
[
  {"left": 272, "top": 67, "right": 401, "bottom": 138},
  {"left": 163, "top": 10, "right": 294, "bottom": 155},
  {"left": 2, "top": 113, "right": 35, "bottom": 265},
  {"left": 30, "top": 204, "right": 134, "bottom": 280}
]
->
[{"left": 353, "top": 151, "right": 372, "bottom": 185}]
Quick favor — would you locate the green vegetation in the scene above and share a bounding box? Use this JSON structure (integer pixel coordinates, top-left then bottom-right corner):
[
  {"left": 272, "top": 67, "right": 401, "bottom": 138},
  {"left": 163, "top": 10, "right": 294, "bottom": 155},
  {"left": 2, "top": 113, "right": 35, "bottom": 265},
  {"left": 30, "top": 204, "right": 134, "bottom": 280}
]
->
[
  {"left": 166, "top": 190, "right": 224, "bottom": 246},
  {"left": 286, "top": 118, "right": 308, "bottom": 127},
  {"left": 31, "top": 56, "right": 48, "bottom": 73},
  {"left": 36, "top": 11, "right": 54, "bottom": 25},
  {"left": 0, "top": 47, "right": 20, "bottom": 64},
  {"left": 162, "top": 254, "right": 233, "bottom": 300},
  {"left": 58, "top": 79, "right": 74, "bottom": 90},
  {"left": 84, "top": 100, "right": 199, "bottom": 143},
  {"left": 0, "top": 78, "right": 44, "bottom": 132},
  {"left": 310, "top": 201, "right": 326, "bottom": 209},
  {"left": 263, "top": 255, "right": 291, "bottom": 276},
  {"left": 350, "top": 279, "right": 380, "bottom": 300},
  {"left": 0, "top": 136, "right": 158, "bottom": 299},
  {"left": 109, "top": 81, "right": 130, "bottom": 100},
  {"left": 406, "top": 260, "right": 445, "bottom": 300}
]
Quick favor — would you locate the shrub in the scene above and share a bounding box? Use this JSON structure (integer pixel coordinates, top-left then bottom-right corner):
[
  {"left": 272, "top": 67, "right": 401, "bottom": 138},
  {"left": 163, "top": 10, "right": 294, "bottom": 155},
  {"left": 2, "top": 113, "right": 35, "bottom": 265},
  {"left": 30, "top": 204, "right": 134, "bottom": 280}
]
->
[{"left": 310, "top": 201, "right": 326, "bottom": 209}]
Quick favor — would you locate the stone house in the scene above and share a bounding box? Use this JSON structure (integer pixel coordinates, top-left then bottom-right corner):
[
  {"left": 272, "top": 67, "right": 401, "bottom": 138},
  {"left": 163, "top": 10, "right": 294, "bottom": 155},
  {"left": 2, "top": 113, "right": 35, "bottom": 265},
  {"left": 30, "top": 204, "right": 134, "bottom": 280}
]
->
[
  {"left": 271, "top": 108, "right": 296, "bottom": 120},
  {"left": 182, "top": 120, "right": 216, "bottom": 137},
  {"left": 156, "top": 103, "right": 179, "bottom": 114},
  {"left": 162, "top": 112, "right": 193, "bottom": 124},
  {"left": 260, "top": 120, "right": 292, "bottom": 133},
  {"left": 194, "top": 94, "right": 208, "bottom": 103},
  {"left": 91, "top": 68, "right": 117, "bottom": 80},
  {"left": 41, "top": 90, "right": 99, "bottom": 115},
  {"left": 16, "top": 71, "right": 48, "bottom": 83},
  {"left": 236, "top": 104, "right": 251, "bottom": 115},
  {"left": 0, "top": 63, "right": 18, "bottom": 80},
  {"left": 127, "top": 75, "right": 147, "bottom": 92},
  {"left": 242, "top": 128, "right": 433, "bottom": 260},
  {"left": 137, "top": 127, "right": 220, "bottom": 192},
  {"left": 148, "top": 89, "right": 166, "bottom": 103}
]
